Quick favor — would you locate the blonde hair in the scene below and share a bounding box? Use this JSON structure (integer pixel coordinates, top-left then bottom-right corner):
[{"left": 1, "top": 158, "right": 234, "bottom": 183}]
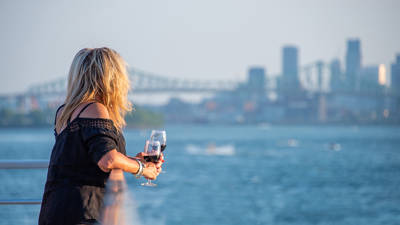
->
[{"left": 56, "top": 47, "right": 132, "bottom": 132}]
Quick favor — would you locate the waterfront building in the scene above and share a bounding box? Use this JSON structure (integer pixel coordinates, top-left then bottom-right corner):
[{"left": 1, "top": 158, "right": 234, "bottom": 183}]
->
[
  {"left": 247, "top": 67, "right": 266, "bottom": 92},
  {"left": 345, "top": 39, "right": 362, "bottom": 91},
  {"left": 279, "top": 45, "right": 301, "bottom": 93},
  {"left": 360, "top": 65, "right": 381, "bottom": 92},
  {"left": 391, "top": 54, "right": 400, "bottom": 95},
  {"left": 378, "top": 64, "right": 387, "bottom": 86},
  {"left": 330, "top": 58, "right": 344, "bottom": 91}
]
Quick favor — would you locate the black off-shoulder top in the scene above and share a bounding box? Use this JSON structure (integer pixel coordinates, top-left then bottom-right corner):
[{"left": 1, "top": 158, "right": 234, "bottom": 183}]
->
[{"left": 39, "top": 103, "right": 126, "bottom": 225}]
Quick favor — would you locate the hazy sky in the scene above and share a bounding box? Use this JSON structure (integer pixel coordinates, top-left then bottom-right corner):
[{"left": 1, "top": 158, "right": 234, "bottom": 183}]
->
[{"left": 0, "top": 0, "right": 399, "bottom": 94}]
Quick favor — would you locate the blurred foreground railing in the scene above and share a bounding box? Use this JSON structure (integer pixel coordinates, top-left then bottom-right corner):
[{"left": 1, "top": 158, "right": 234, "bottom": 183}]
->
[
  {"left": 0, "top": 199, "right": 42, "bottom": 205},
  {"left": 0, "top": 161, "right": 127, "bottom": 225},
  {"left": 0, "top": 160, "right": 48, "bottom": 169},
  {"left": 0, "top": 160, "right": 48, "bottom": 205}
]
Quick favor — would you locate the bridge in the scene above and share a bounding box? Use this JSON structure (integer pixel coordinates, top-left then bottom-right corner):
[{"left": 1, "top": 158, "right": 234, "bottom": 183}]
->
[
  {"left": 23, "top": 61, "right": 335, "bottom": 97},
  {"left": 26, "top": 67, "right": 240, "bottom": 97},
  {"left": 2, "top": 62, "right": 397, "bottom": 105}
]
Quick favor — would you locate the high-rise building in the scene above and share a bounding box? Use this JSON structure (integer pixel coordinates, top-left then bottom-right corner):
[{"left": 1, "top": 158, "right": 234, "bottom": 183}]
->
[
  {"left": 330, "top": 58, "right": 342, "bottom": 91},
  {"left": 281, "top": 45, "right": 300, "bottom": 91},
  {"left": 345, "top": 39, "right": 362, "bottom": 91},
  {"left": 391, "top": 54, "right": 400, "bottom": 94},
  {"left": 360, "top": 65, "right": 379, "bottom": 91},
  {"left": 248, "top": 67, "right": 266, "bottom": 91},
  {"left": 378, "top": 64, "right": 387, "bottom": 86}
]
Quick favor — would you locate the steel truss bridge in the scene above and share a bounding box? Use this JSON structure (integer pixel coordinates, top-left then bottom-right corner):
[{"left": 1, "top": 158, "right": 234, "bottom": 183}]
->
[
  {"left": 26, "top": 68, "right": 239, "bottom": 97},
  {"left": 4, "top": 62, "right": 398, "bottom": 100}
]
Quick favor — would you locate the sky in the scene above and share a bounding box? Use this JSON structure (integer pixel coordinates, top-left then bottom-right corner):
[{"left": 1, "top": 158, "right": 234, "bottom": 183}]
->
[{"left": 0, "top": 0, "right": 399, "bottom": 95}]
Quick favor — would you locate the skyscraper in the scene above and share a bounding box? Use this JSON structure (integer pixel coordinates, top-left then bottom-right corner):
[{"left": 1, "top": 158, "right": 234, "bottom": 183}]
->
[
  {"left": 281, "top": 45, "right": 300, "bottom": 91},
  {"left": 246, "top": 67, "right": 267, "bottom": 102},
  {"left": 378, "top": 64, "right": 387, "bottom": 86},
  {"left": 330, "top": 58, "right": 342, "bottom": 91},
  {"left": 248, "top": 67, "right": 266, "bottom": 91},
  {"left": 345, "top": 39, "right": 362, "bottom": 91},
  {"left": 391, "top": 54, "right": 400, "bottom": 94},
  {"left": 360, "top": 65, "right": 379, "bottom": 91}
]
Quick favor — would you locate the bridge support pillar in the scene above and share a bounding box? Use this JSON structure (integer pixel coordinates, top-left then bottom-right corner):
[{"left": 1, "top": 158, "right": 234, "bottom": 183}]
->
[{"left": 318, "top": 94, "right": 327, "bottom": 122}]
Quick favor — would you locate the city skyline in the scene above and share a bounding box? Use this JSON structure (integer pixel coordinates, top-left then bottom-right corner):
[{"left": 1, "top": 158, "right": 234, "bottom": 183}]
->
[
  {"left": 1, "top": 37, "right": 398, "bottom": 125},
  {"left": 20, "top": 38, "right": 398, "bottom": 97},
  {"left": 0, "top": 0, "right": 399, "bottom": 94}
]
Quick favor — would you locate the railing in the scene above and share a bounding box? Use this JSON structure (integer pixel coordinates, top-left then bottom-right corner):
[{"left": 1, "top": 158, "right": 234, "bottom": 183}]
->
[
  {"left": 0, "top": 160, "right": 48, "bottom": 205},
  {"left": 0, "top": 161, "right": 126, "bottom": 225}
]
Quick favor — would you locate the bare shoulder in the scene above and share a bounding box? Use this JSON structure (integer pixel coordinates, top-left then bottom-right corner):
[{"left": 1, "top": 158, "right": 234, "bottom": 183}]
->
[{"left": 80, "top": 102, "right": 110, "bottom": 119}]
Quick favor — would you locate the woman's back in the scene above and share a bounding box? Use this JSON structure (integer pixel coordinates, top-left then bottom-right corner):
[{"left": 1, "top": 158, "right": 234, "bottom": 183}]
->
[
  {"left": 39, "top": 47, "right": 161, "bottom": 225},
  {"left": 39, "top": 102, "right": 126, "bottom": 225}
]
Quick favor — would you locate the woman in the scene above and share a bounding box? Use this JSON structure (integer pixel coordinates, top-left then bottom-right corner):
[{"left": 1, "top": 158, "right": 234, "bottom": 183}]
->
[{"left": 39, "top": 47, "right": 162, "bottom": 225}]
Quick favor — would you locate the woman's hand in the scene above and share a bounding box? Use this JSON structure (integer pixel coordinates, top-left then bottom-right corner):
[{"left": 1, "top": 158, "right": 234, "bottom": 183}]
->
[
  {"left": 135, "top": 152, "right": 146, "bottom": 162},
  {"left": 135, "top": 152, "right": 164, "bottom": 173},
  {"left": 142, "top": 162, "right": 159, "bottom": 180},
  {"left": 155, "top": 154, "right": 164, "bottom": 173},
  {"left": 98, "top": 150, "right": 164, "bottom": 177}
]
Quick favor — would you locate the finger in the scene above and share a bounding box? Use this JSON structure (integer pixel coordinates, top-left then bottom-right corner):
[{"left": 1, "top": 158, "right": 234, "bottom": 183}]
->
[
  {"left": 150, "top": 172, "right": 157, "bottom": 180},
  {"left": 146, "top": 162, "right": 156, "bottom": 168}
]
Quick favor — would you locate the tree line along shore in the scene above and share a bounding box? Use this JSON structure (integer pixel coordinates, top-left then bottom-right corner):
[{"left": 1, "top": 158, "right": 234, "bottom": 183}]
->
[{"left": 0, "top": 107, "right": 164, "bottom": 128}]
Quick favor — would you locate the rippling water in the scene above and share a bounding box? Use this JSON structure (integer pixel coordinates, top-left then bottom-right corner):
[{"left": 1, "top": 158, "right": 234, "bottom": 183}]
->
[{"left": 0, "top": 125, "right": 399, "bottom": 225}]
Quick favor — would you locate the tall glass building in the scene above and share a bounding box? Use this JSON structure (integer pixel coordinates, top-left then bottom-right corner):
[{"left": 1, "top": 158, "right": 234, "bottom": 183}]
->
[
  {"left": 391, "top": 54, "right": 400, "bottom": 94},
  {"left": 345, "top": 39, "right": 362, "bottom": 91},
  {"left": 330, "top": 58, "right": 342, "bottom": 91},
  {"left": 248, "top": 67, "right": 266, "bottom": 91},
  {"left": 281, "top": 45, "right": 300, "bottom": 92}
]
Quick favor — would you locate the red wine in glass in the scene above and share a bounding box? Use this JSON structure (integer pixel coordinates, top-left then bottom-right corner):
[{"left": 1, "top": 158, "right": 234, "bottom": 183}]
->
[
  {"left": 141, "top": 140, "right": 161, "bottom": 187},
  {"left": 151, "top": 130, "right": 167, "bottom": 173},
  {"left": 161, "top": 144, "right": 167, "bottom": 152},
  {"left": 144, "top": 154, "right": 160, "bottom": 163},
  {"left": 151, "top": 130, "right": 166, "bottom": 153}
]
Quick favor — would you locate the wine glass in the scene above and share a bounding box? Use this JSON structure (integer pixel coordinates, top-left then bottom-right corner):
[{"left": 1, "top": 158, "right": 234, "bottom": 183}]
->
[
  {"left": 141, "top": 140, "right": 161, "bottom": 187},
  {"left": 150, "top": 130, "right": 166, "bottom": 152},
  {"left": 150, "top": 130, "right": 166, "bottom": 173}
]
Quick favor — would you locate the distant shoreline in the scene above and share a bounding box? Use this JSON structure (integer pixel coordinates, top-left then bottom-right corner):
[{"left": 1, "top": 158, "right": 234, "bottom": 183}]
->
[{"left": 1, "top": 121, "right": 399, "bottom": 129}]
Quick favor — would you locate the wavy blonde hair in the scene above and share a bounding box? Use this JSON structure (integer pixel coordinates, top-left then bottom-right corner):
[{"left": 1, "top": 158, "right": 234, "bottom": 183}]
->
[{"left": 56, "top": 47, "right": 132, "bottom": 132}]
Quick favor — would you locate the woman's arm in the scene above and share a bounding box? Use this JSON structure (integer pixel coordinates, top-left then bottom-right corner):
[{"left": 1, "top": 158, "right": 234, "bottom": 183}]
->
[
  {"left": 98, "top": 150, "right": 159, "bottom": 180},
  {"left": 79, "top": 102, "right": 160, "bottom": 180}
]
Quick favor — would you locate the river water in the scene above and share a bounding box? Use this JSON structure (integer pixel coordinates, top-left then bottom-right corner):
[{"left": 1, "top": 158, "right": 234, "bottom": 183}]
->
[{"left": 0, "top": 125, "right": 399, "bottom": 225}]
